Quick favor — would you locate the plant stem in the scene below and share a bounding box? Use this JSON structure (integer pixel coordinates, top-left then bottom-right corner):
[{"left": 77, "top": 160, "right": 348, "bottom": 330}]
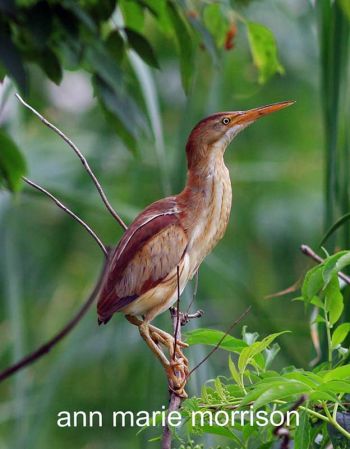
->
[
  {"left": 324, "top": 309, "right": 333, "bottom": 365},
  {"left": 323, "top": 402, "right": 350, "bottom": 440}
]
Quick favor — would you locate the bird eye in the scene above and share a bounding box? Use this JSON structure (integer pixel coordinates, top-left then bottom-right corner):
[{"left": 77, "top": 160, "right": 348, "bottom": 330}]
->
[{"left": 222, "top": 117, "right": 230, "bottom": 125}]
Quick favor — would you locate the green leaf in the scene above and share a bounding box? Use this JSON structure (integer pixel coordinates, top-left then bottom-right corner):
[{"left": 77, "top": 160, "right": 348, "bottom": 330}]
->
[
  {"left": 125, "top": 28, "right": 159, "bottom": 69},
  {"left": 246, "top": 21, "right": 284, "bottom": 84},
  {"left": 318, "top": 380, "right": 350, "bottom": 394},
  {"left": 240, "top": 378, "right": 310, "bottom": 407},
  {"left": 85, "top": 43, "right": 123, "bottom": 90},
  {"left": 203, "top": 3, "right": 228, "bottom": 47},
  {"left": 40, "top": 49, "right": 63, "bottom": 84},
  {"left": 253, "top": 380, "right": 311, "bottom": 409},
  {"left": 322, "top": 365, "right": 350, "bottom": 382},
  {"left": 238, "top": 332, "right": 288, "bottom": 374},
  {"left": 301, "top": 265, "right": 324, "bottom": 302},
  {"left": 322, "top": 251, "right": 350, "bottom": 285},
  {"left": 167, "top": 1, "right": 193, "bottom": 94},
  {"left": 0, "top": 21, "right": 27, "bottom": 93},
  {"left": 93, "top": 76, "right": 145, "bottom": 150},
  {"left": 294, "top": 410, "right": 311, "bottom": 449},
  {"left": 120, "top": 0, "right": 145, "bottom": 31},
  {"left": 105, "top": 31, "right": 125, "bottom": 63},
  {"left": 185, "top": 328, "right": 247, "bottom": 353},
  {"left": 324, "top": 275, "right": 343, "bottom": 325},
  {"left": 0, "top": 130, "right": 27, "bottom": 192},
  {"left": 228, "top": 356, "right": 242, "bottom": 387},
  {"left": 283, "top": 370, "right": 323, "bottom": 388},
  {"left": 332, "top": 323, "right": 350, "bottom": 348},
  {"left": 200, "top": 424, "right": 243, "bottom": 443}
]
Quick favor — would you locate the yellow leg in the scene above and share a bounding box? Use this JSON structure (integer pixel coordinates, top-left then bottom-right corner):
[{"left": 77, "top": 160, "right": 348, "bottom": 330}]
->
[{"left": 125, "top": 315, "right": 189, "bottom": 397}]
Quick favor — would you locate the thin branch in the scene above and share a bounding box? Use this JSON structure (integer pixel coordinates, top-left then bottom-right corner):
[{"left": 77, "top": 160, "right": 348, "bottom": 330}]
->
[
  {"left": 186, "top": 269, "right": 199, "bottom": 314},
  {"left": 172, "top": 266, "right": 181, "bottom": 361},
  {"left": 187, "top": 306, "right": 252, "bottom": 378},
  {"left": 300, "top": 244, "right": 350, "bottom": 284},
  {"left": 0, "top": 257, "right": 109, "bottom": 383},
  {"left": 23, "top": 177, "right": 108, "bottom": 257},
  {"left": 15, "top": 93, "right": 127, "bottom": 231}
]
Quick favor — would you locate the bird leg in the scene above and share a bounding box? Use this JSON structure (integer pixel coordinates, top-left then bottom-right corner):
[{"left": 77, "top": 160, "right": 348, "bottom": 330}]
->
[{"left": 125, "top": 315, "right": 189, "bottom": 397}]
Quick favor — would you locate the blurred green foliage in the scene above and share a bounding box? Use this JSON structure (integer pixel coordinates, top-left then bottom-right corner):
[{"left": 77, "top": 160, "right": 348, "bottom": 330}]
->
[{"left": 0, "top": 0, "right": 349, "bottom": 448}]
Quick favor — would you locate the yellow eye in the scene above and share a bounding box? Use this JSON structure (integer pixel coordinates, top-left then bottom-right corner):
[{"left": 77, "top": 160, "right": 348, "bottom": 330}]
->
[{"left": 222, "top": 117, "right": 230, "bottom": 125}]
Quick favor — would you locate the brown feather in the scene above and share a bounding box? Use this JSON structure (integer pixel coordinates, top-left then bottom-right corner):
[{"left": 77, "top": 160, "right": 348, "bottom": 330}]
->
[{"left": 97, "top": 197, "right": 188, "bottom": 323}]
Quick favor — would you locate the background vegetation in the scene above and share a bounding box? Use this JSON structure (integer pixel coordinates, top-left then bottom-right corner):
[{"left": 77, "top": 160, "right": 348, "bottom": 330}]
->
[{"left": 0, "top": 0, "right": 349, "bottom": 448}]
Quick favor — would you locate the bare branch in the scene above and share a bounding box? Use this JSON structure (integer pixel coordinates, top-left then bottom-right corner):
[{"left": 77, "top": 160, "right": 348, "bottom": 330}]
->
[
  {"left": 300, "top": 244, "right": 350, "bottom": 285},
  {"left": 23, "top": 177, "right": 108, "bottom": 257},
  {"left": 15, "top": 93, "right": 127, "bottom": 231},
  {"left": 172, "top": 266, "right": 181, "bottom": 361},
  {"left": 186, "top": 269, "right": 199, "bottom": 314},
  {"left": 187, "top": 306, "right": 252, "bottom": 378},
  {"left": 0, "top": 257, "right": 109, "bottom": 383}
]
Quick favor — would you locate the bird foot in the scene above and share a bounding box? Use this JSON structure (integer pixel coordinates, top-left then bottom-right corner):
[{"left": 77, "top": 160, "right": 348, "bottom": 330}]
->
[
  {"left": 166, "top": 359, "right": 188, "bottom": 398},
  {"left": 150, "top": 329, "right": 189, "bottom": 397}
]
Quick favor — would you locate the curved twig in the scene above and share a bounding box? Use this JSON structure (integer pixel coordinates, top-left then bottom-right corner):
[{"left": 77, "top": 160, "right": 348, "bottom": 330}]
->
[
  {"left": 23, "top": 177, "right": 108, "bottom": 257},
  {"left": 187, "top": 306, "right": 252, "bottom": 378},
  {"left": 0, "top": 257, "right": 109, "bottom": 383},
  {"left": 15, "top": 93, "right": 127, "bottom": 231}
]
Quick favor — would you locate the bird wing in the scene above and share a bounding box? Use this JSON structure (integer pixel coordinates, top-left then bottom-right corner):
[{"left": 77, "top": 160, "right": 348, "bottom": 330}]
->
[{"left": 97, "top": 197, "right": 188, "bottom": 323}]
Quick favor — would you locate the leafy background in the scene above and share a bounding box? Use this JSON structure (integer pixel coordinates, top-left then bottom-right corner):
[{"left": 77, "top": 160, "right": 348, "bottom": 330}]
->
[{"left": 0, "top": 0, "right": 349, "bottom": 448}]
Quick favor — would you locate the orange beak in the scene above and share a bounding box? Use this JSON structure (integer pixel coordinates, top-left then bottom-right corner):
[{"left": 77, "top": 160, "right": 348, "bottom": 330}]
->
[{"left": 235, "top": 100, "right": 295, "bottom": 125}]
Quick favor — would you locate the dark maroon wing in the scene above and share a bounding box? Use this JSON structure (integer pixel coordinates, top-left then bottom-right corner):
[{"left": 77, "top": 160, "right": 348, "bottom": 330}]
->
[{"left": 97, "top": 197, "right": 188, "bottom": 323}]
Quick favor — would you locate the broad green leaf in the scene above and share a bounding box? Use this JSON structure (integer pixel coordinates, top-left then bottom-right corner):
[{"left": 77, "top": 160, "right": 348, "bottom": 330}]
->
[
  {"left": 105, "top": 31, "right": 125, "bottom": 63},
  {"left": 120, "top": 0, "right": 144, "bottom": 31},
  {"left": 238, "top": 332, "right": 288, "bottom": 374},
  {"left": 167, "top": 1, "right": 193, "bottom": 94},
  {"left": 322, "top": 365, "right": 350, "bottom": 382},
  {"left": 246, "top": 21, "right": 284, "bottom": 84},
  {"left": 302, "top": 265, "right": 324, "bottom": 302},
  {"left": 308, "top": 391, "right": 338, "bottom": 402},
  {"left": 185, "top": 328, "right": 247, "bottom": 353},
  {"left": 310, "top": 295, "right": 325, "bottom": 308},
  {"left": 324, "top": 275, "right": 343, "bottom": 325},
  {"left": 294, "top": 410, "right": 311, "bottom": 449},
  {"left": 253, "top": 380, "right": 311, "bottom": 410},
  {"left": 318, "top": 380, "right": 350, "bottom": 394},
  {"left": 332, "top": 323, "right": 350, "bottom": 348},
  {"left": 200, "top": 424, "right": 243, "bottom": 444},
  {"left": 125, "top": 28, "right": 159, "bottom": 69},
  {"left": 323, "top": 250, "right": 350, "bottom": 285},
  {"left": 0, "top": 130, "right": 26, "bottom": 192},
  {"left": 283, "top": 371, "right": 322, "bottom": 388},
  {"left": 241, "top": 378, "right": 310, "bottom": 408}
]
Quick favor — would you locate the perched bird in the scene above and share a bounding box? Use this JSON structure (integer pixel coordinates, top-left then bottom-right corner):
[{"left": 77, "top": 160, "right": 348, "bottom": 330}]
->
[{"left": 97, "top": 101, "right": 294, "bottom": 394}]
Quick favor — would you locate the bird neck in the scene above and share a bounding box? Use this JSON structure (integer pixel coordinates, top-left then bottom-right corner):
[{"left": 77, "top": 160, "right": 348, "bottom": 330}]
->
[{"left": 177, "top": 146, "right": 232, "bottom": 269}]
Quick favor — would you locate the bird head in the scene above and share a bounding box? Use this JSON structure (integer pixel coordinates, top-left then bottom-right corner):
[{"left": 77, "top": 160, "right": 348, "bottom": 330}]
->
[{"left": 186, "top": 100, "right": 294, "bottom": 170}]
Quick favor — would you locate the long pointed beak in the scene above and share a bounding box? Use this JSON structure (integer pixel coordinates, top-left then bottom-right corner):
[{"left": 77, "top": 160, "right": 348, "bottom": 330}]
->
[{"left": 235, "top": 100, "right": 295, "bottom": 125}]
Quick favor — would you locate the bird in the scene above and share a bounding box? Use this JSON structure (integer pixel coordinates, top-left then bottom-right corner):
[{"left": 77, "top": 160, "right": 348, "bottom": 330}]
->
[{"left": 97, "top": 100, "right": 294, "bottom": 396}]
